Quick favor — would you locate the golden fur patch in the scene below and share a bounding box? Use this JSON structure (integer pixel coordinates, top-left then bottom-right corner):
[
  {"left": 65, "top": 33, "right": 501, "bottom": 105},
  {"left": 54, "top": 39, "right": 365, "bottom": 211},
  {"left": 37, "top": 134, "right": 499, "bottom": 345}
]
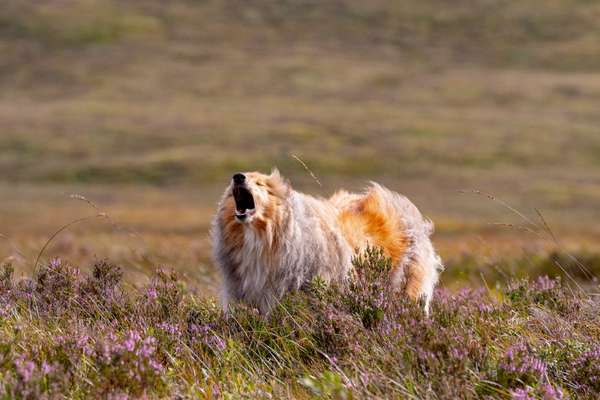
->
[{"left": 337, "top": 189, "right": 411, "bottom": 265}]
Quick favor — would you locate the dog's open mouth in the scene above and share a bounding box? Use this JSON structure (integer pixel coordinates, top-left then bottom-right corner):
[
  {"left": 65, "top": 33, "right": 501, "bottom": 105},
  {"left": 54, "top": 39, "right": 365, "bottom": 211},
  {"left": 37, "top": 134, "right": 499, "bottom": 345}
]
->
[{"left": 232, "top": 185, "right": 255, "bottom": 221}]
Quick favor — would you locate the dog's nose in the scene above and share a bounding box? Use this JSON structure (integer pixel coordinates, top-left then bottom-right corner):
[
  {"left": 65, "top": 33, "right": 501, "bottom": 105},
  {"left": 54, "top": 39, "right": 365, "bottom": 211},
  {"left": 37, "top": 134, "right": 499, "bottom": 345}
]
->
[{"left": 232, "top": 173, "right": 246, "bottom": 185}]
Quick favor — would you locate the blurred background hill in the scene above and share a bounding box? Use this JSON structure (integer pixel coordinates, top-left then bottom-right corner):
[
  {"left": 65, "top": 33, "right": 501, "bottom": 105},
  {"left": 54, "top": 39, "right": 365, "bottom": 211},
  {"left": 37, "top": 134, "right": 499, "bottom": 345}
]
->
[{"left": 1, "top": 0, "right": 600, "bottom": 291}]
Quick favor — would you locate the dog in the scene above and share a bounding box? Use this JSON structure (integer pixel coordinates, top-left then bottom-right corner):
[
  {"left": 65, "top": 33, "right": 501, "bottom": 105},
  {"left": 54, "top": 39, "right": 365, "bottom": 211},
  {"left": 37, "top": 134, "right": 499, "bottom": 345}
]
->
[{"left": 211, "top": 169, "right": 443, "bottom": 315}]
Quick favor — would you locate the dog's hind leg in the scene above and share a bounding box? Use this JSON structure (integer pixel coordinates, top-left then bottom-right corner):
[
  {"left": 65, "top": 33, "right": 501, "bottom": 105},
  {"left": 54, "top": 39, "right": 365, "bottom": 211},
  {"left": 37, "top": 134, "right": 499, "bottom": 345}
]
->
[
  {"left": 404, "top": 260, "right": 434, "bottom": 315},
  {"left": 402, "top": 241, "right": 442, "bottom": 316}
]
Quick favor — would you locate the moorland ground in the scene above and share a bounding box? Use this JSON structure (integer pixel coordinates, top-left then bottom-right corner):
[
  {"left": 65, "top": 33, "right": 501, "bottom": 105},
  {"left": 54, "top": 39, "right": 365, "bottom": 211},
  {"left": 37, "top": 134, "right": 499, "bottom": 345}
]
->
[
  {"left": 1, "top": 1, "right": 600, "bottom": 398},
  {"left": 1, "top": 0, "right": 600, "bottom": 290},
  {"left": 1, "top": 251, "right": 599, "bottom": 398}
]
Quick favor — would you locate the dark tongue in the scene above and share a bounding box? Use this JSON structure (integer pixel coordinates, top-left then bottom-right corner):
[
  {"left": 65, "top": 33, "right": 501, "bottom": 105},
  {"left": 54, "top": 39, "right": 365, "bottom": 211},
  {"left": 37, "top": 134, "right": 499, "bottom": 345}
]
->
[{"left": 233, "top": 186, "right": 255, "bottom": 212}]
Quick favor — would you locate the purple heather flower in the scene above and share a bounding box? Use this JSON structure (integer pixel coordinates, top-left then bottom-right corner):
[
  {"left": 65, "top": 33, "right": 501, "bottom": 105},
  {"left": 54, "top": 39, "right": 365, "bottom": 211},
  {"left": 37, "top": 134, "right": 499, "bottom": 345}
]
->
[
  {"left": 49, "top": 258, "right": 62, "bottom": 269},
  {"left": 511, "top": 387, "right": 534, "bottom": 400},
  {"left": 137, "top": 336, "right": 157, "bottom": 358},
  {"left": 40, "top": 362, "right": 54, "bottom": 375},
  {"left": 149, "top": 359, "right": 163, "bottom": 373},
  {"left": 535, "top": 276, "right": 557, "bottom": 291},
  {"left": 120, "top": 330, "right": 141, "bottom": 352},
  {"left": 209, "top": 335, "right": 226, "bottom": 351},
  {"left": 450, "top": 347, "right": 467, "bottom": 360},
  {"left": 158, "top": 322, "right": 180, "bottom": 336},
  {"left": 477, "top": 302, "right": 494, "bottom": 313},
  {"left": 539, "top": 383, "right": 564, "bottom": 400},
  {"left": 500, "top": 343, "right": 548, "bottom": 387},
  {"left": 15, "top": 357, "right": 35, "bottom": 382},
  {"left": 147, "top": 287, "right": 158, "bottom": 300}
]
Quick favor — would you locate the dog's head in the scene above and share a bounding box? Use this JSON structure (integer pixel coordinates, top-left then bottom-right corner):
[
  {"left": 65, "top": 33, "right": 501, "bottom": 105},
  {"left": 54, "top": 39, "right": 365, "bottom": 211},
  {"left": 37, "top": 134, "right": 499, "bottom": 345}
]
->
[{"left": 220, "top": 169, "right": 291, "bottom": 226}]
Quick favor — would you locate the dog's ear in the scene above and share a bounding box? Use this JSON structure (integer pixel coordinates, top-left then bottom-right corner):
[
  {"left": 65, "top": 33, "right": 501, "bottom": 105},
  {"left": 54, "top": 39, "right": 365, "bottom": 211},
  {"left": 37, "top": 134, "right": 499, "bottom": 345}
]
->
[
  {"left": 268, "top": 168, "right": 291, "bottom": 198},
  {"left": 270, "top": 168, "right": 281, "bottom": 179}
]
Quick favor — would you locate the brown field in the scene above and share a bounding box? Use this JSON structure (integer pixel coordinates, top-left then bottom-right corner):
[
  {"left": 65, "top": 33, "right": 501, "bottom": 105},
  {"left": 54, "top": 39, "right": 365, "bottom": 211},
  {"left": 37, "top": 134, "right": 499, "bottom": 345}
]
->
[{"left": 1, "top": 0, "right": 600, "bottom": 293}]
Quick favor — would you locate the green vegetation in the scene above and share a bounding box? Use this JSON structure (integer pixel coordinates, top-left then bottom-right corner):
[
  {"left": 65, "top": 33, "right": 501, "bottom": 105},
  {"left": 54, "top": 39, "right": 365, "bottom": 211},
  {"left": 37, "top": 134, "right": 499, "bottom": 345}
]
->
[
  {"left": 2, "top": 1, "right": 600, "bottom": 228},
  {"left": 0, "top": 4, "right": 599, "bottom": 396},
  {"left": 1, "top": 1, "right": 599, "bottom": 268},
  {"left": 0, "top": 251, "right": 598, "bottom": 398}
]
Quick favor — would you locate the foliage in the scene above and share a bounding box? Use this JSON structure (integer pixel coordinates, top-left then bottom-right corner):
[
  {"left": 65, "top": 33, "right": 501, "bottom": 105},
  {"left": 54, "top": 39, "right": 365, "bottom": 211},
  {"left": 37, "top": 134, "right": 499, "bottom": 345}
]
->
[{"left": 0, "top": 253, "right": 598, "bottom": 398}]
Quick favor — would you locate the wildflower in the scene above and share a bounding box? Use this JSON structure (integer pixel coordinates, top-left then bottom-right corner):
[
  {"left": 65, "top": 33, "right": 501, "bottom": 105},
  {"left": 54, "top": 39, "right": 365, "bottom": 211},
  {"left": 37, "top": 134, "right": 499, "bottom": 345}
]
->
[
  {"left": 569, "top": 345, "right": 600, "bottom": 391},
  {"left": 146, "top": 287, "right": 158, "bottom": 301},
  {"left": 15, "top": 357, "right": 35, "bottom": 382},
  {"left": 539, "top": 383, "right": 564, "bottom": 400},
  {"left": 535, "top": 276, "right": 557, "bottom": 291},
  {"left": 499, "top": 343, "right": 547, "bottom": 387},
  {"left": 511, "top": 387, "right": 534, "bottom": 400},
  {"left": 149, "top": 359, "right": 163, "bottom": 373},
  {"left": 157, "top": 322, "right": 180, "bottom": 336},
  {"left": 208, "top": 335, "right": 226, "bottom": 351},
  {"left": 123, "top": 330, "right": 142, "bottom": 352},
  {"left": 137, "top": 336, "right": 157, "bottom": 358},
  {"left": 188, "top": 323, "right": 226, "bottom": 352}
]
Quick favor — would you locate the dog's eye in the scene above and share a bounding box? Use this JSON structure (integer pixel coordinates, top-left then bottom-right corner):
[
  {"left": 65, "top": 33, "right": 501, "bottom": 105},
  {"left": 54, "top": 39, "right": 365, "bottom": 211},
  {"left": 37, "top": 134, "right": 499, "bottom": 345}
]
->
[{"left": 256, "top": 182, "right": 264, "bottom": 187}]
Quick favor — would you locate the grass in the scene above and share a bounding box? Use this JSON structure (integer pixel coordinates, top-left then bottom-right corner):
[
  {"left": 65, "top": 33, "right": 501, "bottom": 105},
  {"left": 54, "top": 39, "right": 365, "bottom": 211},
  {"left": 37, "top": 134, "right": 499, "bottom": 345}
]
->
[
  {"left": 1, "top": 2, "right": 600, "bottom": 396},
  {"left": 2, "top": 180, "right": 598, "bottom": 297},
  {"left": 2, "top": 2, "right": 600, "bottom": 186},
  {"left": 2, "top": 2, "right": 600, "bottom": 244},
  {"left": 0, "top": 250, "right": 598, "bottom": 398},
  {"left": 2, "top": 1, "right": 600, "bottom": 237}
]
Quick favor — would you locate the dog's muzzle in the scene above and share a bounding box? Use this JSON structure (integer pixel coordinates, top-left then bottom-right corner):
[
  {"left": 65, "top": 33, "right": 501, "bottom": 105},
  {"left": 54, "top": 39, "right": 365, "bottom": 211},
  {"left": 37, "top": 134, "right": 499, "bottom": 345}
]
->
[{"left": 232, "top": 174, "right": 255, "bottom": 221}]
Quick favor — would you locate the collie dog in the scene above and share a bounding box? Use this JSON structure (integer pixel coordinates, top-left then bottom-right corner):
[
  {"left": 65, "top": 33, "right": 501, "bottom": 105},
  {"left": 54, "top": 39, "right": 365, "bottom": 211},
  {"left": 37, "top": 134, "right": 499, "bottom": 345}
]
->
[{"left": 212, "top": 170, "right": 443, "bottom": 315}]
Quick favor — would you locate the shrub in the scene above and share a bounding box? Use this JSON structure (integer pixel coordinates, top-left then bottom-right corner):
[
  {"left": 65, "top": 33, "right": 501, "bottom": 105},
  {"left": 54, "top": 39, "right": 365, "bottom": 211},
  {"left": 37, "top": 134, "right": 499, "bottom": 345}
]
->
[{"left": 0, "top": 253, "right": 597, "bottom": 398}]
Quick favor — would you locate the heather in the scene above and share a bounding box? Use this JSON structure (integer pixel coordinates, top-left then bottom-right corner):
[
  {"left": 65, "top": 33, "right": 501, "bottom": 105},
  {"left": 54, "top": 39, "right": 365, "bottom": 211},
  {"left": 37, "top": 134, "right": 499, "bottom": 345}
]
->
[{"left": 0, "top": 249, "right": 598, "bottom": 399}]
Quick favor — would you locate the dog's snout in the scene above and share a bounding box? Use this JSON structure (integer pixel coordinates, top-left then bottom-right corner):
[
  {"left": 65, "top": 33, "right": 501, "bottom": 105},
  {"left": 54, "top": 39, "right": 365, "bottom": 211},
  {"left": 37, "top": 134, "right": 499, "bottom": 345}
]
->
[{"left": 232, "top": 173, "right": 246, "bottom": 185}]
